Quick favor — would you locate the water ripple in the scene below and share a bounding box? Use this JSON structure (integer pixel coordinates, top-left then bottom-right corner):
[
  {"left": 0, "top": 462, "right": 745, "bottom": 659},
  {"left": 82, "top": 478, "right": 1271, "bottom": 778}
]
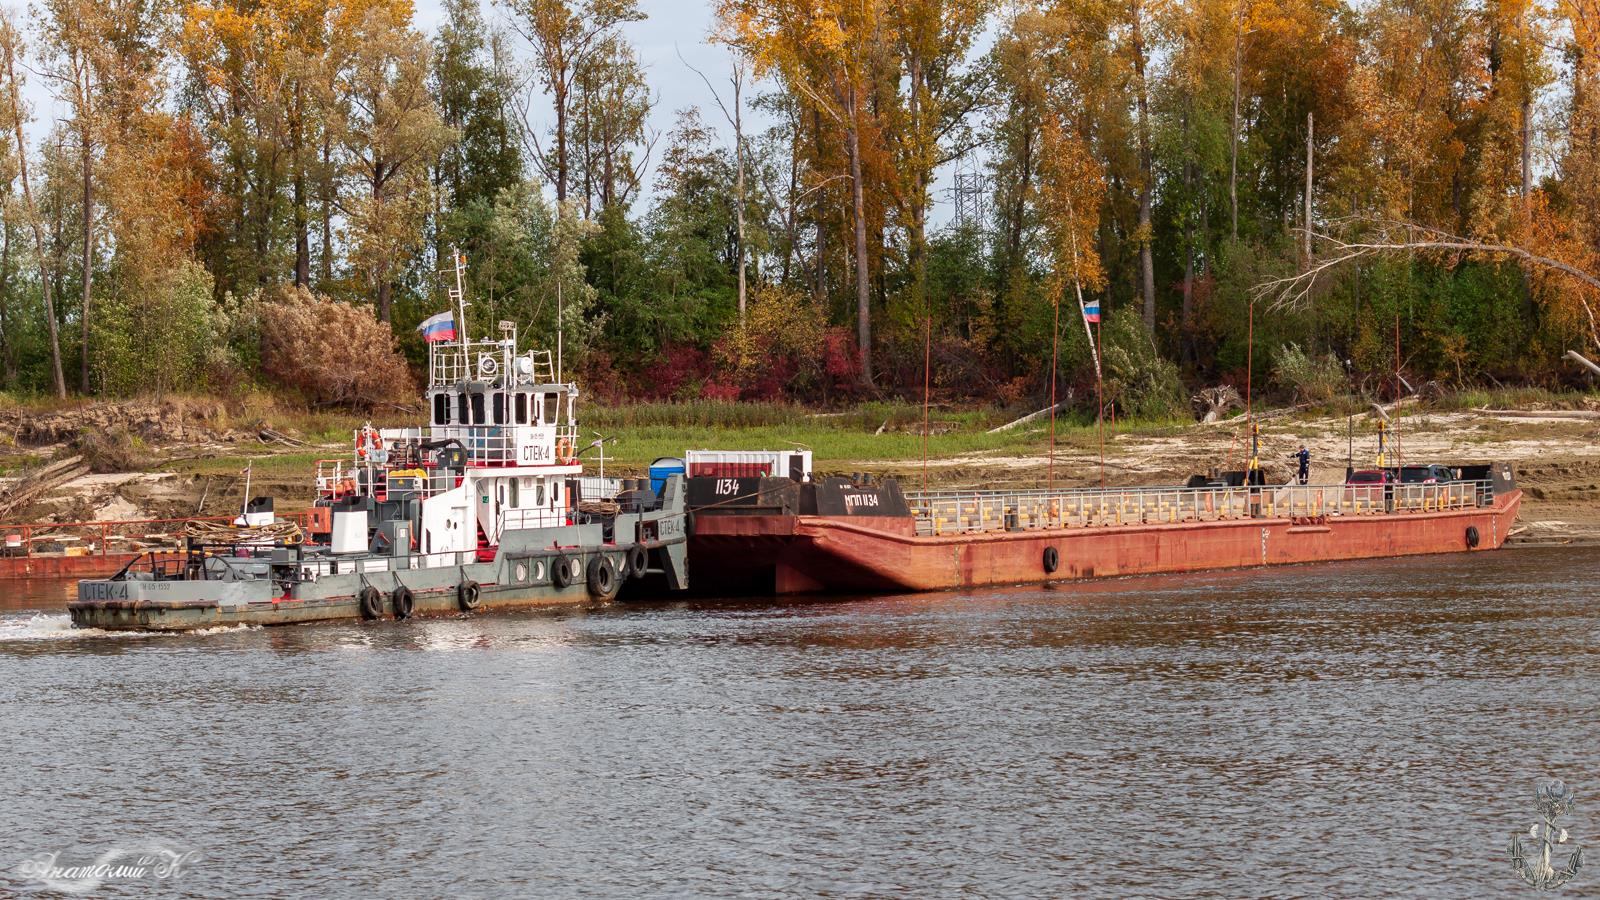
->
[{"left": 0, "top": 547, "right": 1595, "bottom": 897}]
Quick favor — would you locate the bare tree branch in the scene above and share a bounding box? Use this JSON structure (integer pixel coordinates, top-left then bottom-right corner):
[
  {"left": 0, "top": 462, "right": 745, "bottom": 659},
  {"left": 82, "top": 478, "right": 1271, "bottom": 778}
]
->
[{"left": 1252, "top": 217, "right": 1600, "bottom": 352}]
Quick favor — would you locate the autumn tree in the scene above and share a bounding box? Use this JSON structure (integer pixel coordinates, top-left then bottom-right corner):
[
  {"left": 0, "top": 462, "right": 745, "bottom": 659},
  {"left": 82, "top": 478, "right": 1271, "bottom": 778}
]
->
[
  {"left": 504, "top": 0, "right": 643, "bottom": 205},
  {"left": 881, "top": 0, "right": 994, "bottom": 320},
  {"left": 326, "top": 5, "right": 456, "bottom": 323},
  {"left": 0, "top": 14, "right": 66, "bottom": 398},
  {"left": 717, "top": 0, "right": 884, "bottom": 388}
]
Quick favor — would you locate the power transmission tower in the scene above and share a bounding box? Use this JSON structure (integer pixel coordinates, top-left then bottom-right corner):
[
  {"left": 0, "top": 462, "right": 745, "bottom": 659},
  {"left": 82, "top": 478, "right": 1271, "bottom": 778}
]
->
[{"left": 948, "top": 156, "right": 989, "bottom": 231}]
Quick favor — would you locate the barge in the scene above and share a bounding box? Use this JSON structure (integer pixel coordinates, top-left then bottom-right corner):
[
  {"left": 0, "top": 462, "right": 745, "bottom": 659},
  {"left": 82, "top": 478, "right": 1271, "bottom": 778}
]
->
[
  {"left": 685, "top": 457, "right": 1520, "bottom": 594},
  {"left": 68, "top": 269, "right": 688, "bottom": 631}
]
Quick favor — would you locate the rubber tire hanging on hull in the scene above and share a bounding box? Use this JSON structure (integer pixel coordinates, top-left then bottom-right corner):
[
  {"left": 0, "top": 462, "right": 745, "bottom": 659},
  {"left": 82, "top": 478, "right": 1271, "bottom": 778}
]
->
[
  {"left": 588, "top": 555, "right": 619, "bottom": 600},
  {"left": 1465, "top": 525, "right": 1481, "bottom": 549},
  {"left": 458, "top": 580, "right": 481, "bottom": 612},
  {"left": 552, "top": 555, "right": 573, "bottom": 589},
  {"left": 626, "top": 544, "right": 648, "bottom": 578},
  {"left": 358, "top": 586, "right": 383, "bottom": 620},
  {"left": 1043, "top": 546, "right": 1061, "bottom": 574},
  {"left": 392, "top": 586, "right": 414, "bottom": 620}
]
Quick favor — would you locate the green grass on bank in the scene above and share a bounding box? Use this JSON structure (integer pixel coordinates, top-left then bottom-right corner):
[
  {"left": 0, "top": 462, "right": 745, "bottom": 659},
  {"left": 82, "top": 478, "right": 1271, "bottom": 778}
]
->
[
  {"left": 41, "top": 385, "right": 1600, "bottom": 485},
  {"left": 1431, "top": 386, "right": 1598, "bottom": 412},
  {"left": 153, "top": 401, "right": 1198, "bottom": 480}
]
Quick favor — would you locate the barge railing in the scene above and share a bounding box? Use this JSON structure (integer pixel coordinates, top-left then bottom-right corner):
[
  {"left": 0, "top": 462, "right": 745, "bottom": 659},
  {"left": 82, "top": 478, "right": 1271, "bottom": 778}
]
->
[{"left": 905, "top": 480, "right": 1493, "bottom": 536}]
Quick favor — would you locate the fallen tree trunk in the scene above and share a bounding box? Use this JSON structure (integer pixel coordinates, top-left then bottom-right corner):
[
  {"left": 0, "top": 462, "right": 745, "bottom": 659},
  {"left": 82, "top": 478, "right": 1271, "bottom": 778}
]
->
[
  {"left": 1472, "top": 407, "right": 1600, "bottom": 420},
  {"left": 1566, "top": 350, "right": 1600, "bottom": 379},
  {"left": 0, "top": 454, "right": 89, "bottom": 518},
  {"left": 988, "top": 401, "right": 1071, "bottom": 434}
]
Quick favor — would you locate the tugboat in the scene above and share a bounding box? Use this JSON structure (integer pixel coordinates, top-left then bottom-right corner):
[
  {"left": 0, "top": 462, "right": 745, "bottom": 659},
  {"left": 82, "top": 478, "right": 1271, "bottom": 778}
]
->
[{"left": 69, "top": 259, "right": 688, "bottom": 631}]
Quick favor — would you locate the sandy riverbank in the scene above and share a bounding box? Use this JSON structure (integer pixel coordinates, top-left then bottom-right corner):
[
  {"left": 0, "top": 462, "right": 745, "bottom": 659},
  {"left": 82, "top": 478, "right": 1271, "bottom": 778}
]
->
[{"left": 2, "top": 403, "right": 1596, "bottom": 543}]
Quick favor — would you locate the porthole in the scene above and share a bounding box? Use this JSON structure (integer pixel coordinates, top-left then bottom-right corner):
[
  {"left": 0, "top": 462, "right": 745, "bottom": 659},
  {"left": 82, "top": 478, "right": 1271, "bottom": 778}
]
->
[
  {"left": 532, "top": 561, "right": 545, "bottom": 581},
  {"left": 515, "top": 562, "right": 528, "bottom": 582}
]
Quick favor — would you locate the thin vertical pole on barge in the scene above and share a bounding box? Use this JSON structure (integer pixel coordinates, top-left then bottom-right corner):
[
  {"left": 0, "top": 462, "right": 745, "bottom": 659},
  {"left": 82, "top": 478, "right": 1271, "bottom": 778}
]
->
[
  {"left": 1246, "top": 296, "right": 1258, "bottom": 477},
  {"left": 1049, "top": 295, "right": 1058, "bottom": 488},
  {"left": 1065, "top": 195, "right": 1102, "bottom": 489},
  {"left": 1095, "top": 319, "right": 1104, "bottom": 488},
  {"left": 922, "top": 313, "right": 930, "bottom": 495}
]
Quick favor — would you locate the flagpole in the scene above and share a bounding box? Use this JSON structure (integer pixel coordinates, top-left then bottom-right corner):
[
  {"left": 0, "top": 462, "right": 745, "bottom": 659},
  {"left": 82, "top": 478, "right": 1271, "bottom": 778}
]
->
[
  {"left": 922, "top": 313, "right": 930, "bottom": 495},
  {"left": 1049, "top": 295, "right": 1059, "bottom": 490},
  {"left": 1095, "top": 319, "right": 1104, "bottom": 489},
  {"left": 1065, "top": 196, "right": 1102, "bottom": 489}
]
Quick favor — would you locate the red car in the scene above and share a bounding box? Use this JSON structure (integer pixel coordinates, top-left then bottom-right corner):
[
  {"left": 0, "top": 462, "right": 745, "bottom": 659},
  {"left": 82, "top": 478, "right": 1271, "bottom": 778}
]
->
[{"left": 1345, "top": 469, "right": 1394, "bottom": 506}]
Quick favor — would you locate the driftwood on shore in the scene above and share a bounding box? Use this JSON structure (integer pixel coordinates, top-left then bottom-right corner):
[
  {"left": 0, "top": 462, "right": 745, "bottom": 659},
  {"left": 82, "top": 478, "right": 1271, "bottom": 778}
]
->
[
  {"left": 258, "top": 427, "right": 306, "bottom": 447},
  {"left": 1472, "top": 407, "right": 1600, "bottom": 420},
  {"left": 0, "top": 454, "right": 89, "bottom": 519},
  {"left": 988, "top": 401, "right": 1071, "bottom": 433}
]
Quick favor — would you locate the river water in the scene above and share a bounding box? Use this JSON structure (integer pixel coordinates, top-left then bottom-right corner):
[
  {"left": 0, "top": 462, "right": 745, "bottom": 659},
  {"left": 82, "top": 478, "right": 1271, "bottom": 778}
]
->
[{"left": 1, "top": 547, "right": 1596, "bottom": 897}]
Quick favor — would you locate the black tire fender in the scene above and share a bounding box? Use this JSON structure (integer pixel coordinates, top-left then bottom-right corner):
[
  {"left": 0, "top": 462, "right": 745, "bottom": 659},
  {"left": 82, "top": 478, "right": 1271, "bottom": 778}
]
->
[
  {"left": 552, "top": 554, "right": 573, "bottom": 589},
  {"left": 1043, "top": 545, "right": 1061, "bottom": 574},
  {"left": 391, "top": 586, "right": 415, "bottom": 620},
  {"left": 1465, "top": 525, "right": 1481, "bottom": 549},
  {"left": 358, "top": 586, "right": 383, "bottom": 620},
  {"left": 587, "top": 554, "right": 618, "bottom": 599},
  {"left": 458, "top": 580, "right": 481, "bottom": 611},
  {"left": 626, "top": 543, "right": 649, "bottom": 578}
]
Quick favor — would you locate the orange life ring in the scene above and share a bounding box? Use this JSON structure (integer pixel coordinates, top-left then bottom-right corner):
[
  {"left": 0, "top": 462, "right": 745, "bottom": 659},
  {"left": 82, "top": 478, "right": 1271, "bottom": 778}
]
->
[
  {"left": 355, "top": 426, "right": 384, "bottom": 460},
  {"left": 555, "top": 437, "right": 573, "bottom": 464}
]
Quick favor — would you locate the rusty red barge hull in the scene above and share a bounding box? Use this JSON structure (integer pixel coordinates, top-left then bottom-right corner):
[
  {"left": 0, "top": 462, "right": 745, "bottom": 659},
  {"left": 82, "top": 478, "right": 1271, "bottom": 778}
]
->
[
  {"left": 0, "top": 551, "right": 173, "bottom": 580},
  {"left": 690, "top": 491, "right": 1521, "bottom": 594}
]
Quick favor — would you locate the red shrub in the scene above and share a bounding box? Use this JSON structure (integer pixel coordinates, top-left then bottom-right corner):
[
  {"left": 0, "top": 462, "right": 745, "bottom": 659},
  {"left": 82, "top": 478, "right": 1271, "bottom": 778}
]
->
[{"left": 636, "top": 343, "right": 714, "bottom": 400}]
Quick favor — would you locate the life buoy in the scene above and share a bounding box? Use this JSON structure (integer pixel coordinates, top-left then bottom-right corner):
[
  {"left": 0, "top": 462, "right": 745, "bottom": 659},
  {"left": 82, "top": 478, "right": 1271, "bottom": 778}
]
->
[
  {"left": 1043, "top": 546, "right": 1060, "bottom": 574},
  {"left": 587, "top": 554, "right": 618, "bottom": 600},
  {"left": 457, "top": 580, "right": 481, "bottom": 611},
  {"left": 1465, "top": 525, "right": 1481, "bottom": 549},
  {"left": 552, "top": 554, "right": 573, "bottom": 589},
  {"left": 555, "top": 437, "right": 573, "bottom": 465},
  {"left": 358, "top": 586, "right": 383, "bottom": 620},
  {"left": 625, "top": 543, "right": 648, "bottom": 578},
  {"left": 355, "top": 426, "right": 384, "bottom": 461},
  {"left": 392, "top": 585, "right": 415, "bottom": 619}
]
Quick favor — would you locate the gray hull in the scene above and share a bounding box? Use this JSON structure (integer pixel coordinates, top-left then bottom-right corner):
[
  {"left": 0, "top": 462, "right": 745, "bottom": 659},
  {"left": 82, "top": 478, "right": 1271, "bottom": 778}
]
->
[{"left": 70, "top": 480, "right": 689, "bottom": 632}]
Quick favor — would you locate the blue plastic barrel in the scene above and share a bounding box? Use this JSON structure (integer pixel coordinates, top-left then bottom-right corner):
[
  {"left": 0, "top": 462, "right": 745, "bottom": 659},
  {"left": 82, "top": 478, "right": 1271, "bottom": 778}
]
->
[{"left": 649, "top": 457, "right": 685, "bottom": 495}]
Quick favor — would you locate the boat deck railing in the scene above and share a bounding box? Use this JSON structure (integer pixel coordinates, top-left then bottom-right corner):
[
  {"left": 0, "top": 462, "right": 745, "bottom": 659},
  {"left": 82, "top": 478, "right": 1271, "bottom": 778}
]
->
[{"left": 905, "top": 480, "right": 1494, "bottom": 536}]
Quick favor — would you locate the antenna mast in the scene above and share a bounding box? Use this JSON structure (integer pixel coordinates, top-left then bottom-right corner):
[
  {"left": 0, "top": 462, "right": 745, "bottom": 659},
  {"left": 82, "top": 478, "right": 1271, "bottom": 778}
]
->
[{"left": 449, "top": 249, "right": 470, "bottom": 342}]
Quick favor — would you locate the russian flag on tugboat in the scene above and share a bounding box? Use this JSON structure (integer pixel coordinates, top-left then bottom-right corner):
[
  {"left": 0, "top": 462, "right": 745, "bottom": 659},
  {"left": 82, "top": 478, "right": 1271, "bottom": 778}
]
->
[
  {"left": 418, "top": 311, "right": 456, "bottom": 342},
  {"left": 1082, "top": 302, "right": 1101, "bottom": 324}
]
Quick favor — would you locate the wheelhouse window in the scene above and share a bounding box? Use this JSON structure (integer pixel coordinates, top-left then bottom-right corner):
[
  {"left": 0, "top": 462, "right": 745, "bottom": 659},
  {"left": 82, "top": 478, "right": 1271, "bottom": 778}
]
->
[
  {"left": 457, "top": 393, "right": 469, "bottom": 426},
  {"left": 542, "top": 393, "right": 558, "bottom": 425},
  {"left": 515, "top": 393, "right": 528, "bottom": 424},
  {"left": 433, "top": 393, "right": 448, "bottom": 425},
  {"left": 493, "top": 393, "right": 507, "bottom": 425},
  {"left": 470, "top": 393, "right": 486, "bottom": 425}
]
